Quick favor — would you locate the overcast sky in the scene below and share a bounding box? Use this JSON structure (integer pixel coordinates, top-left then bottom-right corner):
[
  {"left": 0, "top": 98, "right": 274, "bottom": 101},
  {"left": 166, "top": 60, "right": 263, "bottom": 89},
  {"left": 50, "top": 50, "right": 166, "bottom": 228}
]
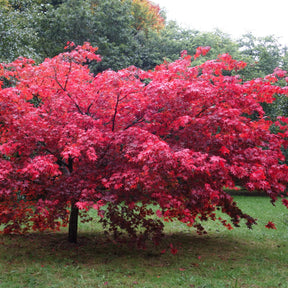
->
[{"left": 153, "top": 0, "right": 288, "bottom": 46}]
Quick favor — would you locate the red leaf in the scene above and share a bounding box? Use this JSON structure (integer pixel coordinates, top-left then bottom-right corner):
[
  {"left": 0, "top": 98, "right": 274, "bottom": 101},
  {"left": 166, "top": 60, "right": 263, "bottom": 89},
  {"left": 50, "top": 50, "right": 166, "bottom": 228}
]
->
[
  {"left": 219, "top": 146, "right": 230, "bottom": 155},
  {"left": 76, "top": 202, "right": 89, "bottom": 211},
  {"left": 282, "top": 198, "right": 288, "bottom": 208},
  {"left": 265, "top": 221, "right": 276, "bottom": 229},
  {"left": 156, "top": 210, "right": 162, "bottom": 218},
  {"left": 170, "top": 243, "right": 178, "bottom": 255},
  {"left": 194, "top": 46, "right": 211, "bottom": 59}
]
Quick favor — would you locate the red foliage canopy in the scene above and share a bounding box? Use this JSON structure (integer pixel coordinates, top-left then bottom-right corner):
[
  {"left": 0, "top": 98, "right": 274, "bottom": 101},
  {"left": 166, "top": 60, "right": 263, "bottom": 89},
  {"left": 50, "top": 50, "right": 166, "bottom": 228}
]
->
[{"left": 0, "top": 43, "right": 288, "bottom": 245}]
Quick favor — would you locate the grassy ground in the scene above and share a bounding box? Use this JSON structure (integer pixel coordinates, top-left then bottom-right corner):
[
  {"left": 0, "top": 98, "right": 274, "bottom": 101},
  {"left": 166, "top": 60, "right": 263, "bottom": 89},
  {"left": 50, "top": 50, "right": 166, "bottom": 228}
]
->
[{"left": 0, "top": 196, "right": 287, "bottom": 288}]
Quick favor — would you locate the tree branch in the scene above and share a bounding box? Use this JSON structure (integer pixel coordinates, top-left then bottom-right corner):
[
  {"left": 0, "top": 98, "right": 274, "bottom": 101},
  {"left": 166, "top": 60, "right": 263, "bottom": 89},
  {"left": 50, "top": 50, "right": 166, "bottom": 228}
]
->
[
  {"left": 124, "top": 116, "right": 145, "bottom": 130},
  {"left": 53, "top": 67, "right": 84, "bottom": 115},
  {"left": 64, "top": 60, "right": 73, "bottom": 91},
  {"left": 111, "top": 93, "right": 120, "bottom": 132}
]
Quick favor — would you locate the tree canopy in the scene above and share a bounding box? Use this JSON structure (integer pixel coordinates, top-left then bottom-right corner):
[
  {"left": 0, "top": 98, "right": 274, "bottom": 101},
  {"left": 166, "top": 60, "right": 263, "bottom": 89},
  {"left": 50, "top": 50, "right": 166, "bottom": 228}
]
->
[{"left": 1, "top": 44, "right": 287, "bottom": 245}]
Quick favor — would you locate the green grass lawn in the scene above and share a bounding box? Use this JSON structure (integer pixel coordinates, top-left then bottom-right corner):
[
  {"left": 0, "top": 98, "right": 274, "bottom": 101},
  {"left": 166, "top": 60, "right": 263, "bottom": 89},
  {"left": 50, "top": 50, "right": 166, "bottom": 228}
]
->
[{"left": 0, "top": 196, "right": 287, "bottom": 288}]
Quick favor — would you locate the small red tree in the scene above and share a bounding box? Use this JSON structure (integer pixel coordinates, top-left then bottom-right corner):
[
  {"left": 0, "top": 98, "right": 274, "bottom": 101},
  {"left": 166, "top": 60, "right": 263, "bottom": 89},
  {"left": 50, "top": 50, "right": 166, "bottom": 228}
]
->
[{"left": 0, "top": 43, "right": 287, "bottom": 245}]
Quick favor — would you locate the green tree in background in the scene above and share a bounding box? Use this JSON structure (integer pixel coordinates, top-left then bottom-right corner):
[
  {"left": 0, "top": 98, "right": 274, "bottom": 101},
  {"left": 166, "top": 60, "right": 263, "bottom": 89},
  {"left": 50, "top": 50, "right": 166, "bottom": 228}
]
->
[
  {"left": 0, "top": 0, "right": 39, "bottom": 62},
  {"left": 153, "top": 23, "right": 242, "bottom": 63},
  {"left": 238, "top": 33, "right": 283, "bottom": 79},
  {"left": 1, "top": 0, "right": 288, "bottom": 80},
  {"left": 30, "top": 0, "right": 166, "bottom": 72}
]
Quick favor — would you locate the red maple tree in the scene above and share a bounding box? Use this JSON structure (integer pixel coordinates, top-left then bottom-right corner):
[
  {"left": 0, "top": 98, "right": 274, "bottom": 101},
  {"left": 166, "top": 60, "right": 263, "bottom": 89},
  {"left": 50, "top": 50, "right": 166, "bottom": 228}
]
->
[{"left": 0, "top": 43, "right": 287, "bottom": 245}]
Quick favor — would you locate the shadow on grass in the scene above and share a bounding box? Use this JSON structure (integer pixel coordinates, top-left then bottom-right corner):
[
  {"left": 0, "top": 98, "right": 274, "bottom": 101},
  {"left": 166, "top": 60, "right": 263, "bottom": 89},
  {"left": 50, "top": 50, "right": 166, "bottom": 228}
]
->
[
  {"left": 0, "top": 230, "right": 277, "bottom": 266},
  {"left": 1, "top": 230, "right": 287, "bottom": 288},
  {"left": 2, "top": 195, "right": 287, "bottom": 287}
]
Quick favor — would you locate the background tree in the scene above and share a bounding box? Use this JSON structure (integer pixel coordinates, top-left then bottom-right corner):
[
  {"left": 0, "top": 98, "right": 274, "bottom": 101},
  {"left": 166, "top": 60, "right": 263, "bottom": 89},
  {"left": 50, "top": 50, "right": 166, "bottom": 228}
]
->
[
  {"left": 154, "top": 23, "right": 242, "bottom": 63},
  {"left": 0, "top": 0, "right": 9, "bottom": 8},
  {"left": 2, "top": 0, "right": 287, "bottom": 80},
  {"left": 128, "top": 0, "right": 165, "bottom": 33},
  {"left": 238, "top": 33, "right": 283, "bottom": 80},
  {"left": 28, "top": 0, "right": 165, "bottom": 72},
  {"left": 0, "top": 0, "right": 40, "bottom": 62}
]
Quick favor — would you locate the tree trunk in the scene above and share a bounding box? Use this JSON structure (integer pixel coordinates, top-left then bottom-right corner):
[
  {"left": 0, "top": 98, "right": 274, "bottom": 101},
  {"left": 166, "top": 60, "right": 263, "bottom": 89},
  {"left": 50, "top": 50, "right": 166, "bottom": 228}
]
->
[{"left": 68, "top": 202, "right": 79, "bottom": 243}]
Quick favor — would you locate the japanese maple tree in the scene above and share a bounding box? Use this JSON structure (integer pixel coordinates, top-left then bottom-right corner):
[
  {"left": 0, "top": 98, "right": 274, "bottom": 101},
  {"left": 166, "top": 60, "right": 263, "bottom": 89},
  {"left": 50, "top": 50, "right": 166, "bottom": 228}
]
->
[{"left": 0, "top": 43, "right": 288, "bottom": 245}]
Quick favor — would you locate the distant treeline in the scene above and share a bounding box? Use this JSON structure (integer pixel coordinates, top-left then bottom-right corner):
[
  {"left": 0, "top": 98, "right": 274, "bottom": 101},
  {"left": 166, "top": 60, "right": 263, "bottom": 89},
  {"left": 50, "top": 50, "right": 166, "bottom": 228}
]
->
[{"left": 1, "top": 0, "right": 288, "bottom": 77}]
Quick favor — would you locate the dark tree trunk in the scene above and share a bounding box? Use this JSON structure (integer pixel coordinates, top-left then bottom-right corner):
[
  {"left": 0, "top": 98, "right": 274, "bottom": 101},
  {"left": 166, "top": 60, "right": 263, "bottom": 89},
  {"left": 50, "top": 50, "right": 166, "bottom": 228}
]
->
[{"left": 68, "top": 202, "right": 79, "bottom": 243}]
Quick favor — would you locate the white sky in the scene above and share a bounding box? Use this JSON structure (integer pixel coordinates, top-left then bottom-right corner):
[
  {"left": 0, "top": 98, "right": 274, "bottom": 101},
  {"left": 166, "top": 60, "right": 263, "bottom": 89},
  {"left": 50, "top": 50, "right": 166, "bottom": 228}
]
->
[{"left": 153, "top": 0, "right": 288, "bottom": 46}]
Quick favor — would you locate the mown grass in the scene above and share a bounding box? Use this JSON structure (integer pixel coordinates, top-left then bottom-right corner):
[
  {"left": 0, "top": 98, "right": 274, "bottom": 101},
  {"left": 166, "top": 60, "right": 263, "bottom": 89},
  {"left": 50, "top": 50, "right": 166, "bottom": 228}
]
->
[{"left": 0, "top": 196, "right": 287, "bottom": 288}]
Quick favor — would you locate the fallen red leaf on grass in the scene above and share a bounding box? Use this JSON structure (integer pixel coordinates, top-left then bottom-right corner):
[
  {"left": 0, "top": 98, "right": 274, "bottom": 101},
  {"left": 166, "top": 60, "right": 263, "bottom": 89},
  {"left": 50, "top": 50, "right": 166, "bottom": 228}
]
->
[{"left": 179, "top": 268, "right": 186, "bottom": 271}]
